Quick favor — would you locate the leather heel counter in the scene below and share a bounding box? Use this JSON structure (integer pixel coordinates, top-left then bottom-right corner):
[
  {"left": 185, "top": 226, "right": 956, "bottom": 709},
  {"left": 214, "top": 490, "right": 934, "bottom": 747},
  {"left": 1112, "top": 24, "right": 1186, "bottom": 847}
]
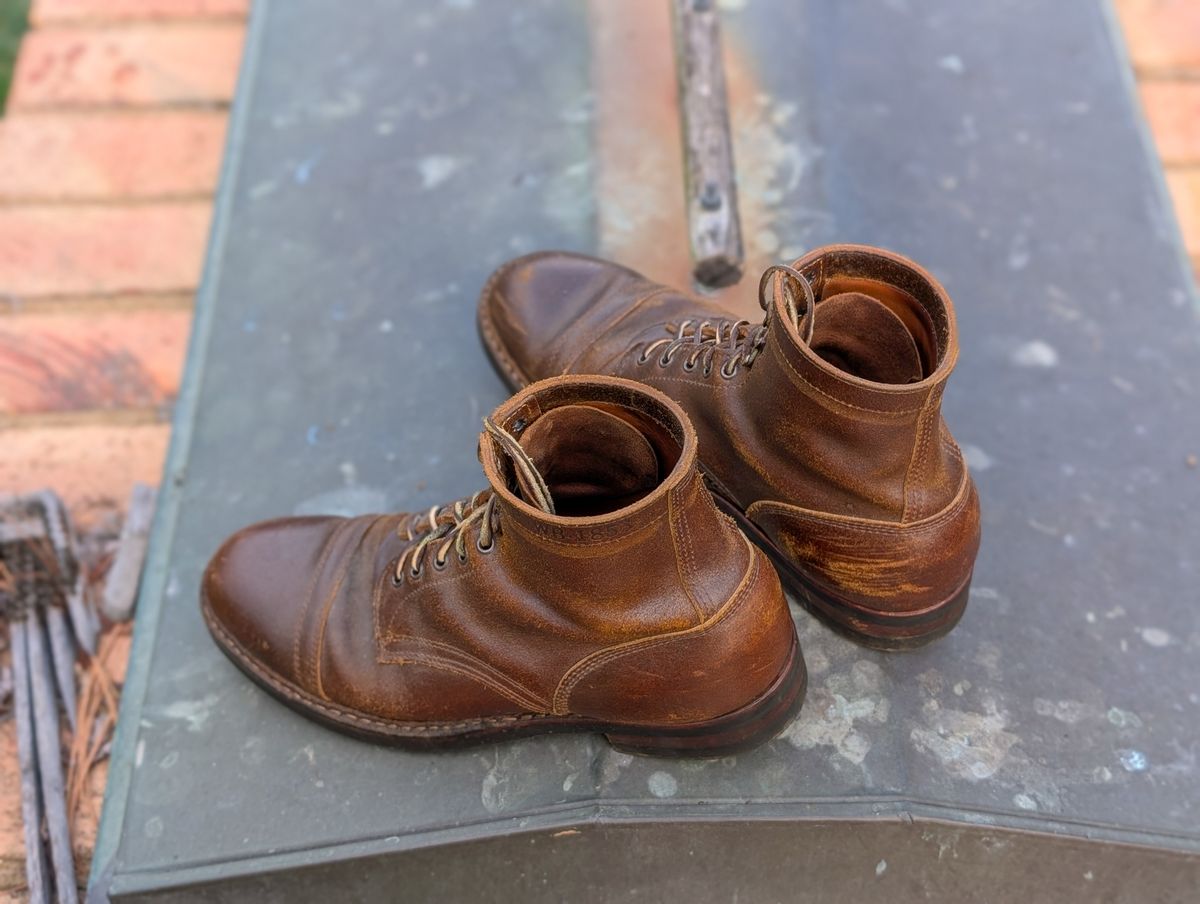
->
[
  {"left": 559, "top": 545, "right": 795, "bottom": 724},
  {"left": 751, "top": 475, "right": 981, "bottom": 614}
]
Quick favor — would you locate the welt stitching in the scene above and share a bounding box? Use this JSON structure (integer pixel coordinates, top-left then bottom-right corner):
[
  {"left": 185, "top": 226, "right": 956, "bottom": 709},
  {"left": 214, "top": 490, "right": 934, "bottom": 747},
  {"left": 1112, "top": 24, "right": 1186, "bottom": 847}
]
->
[
  {"left": 553, "top": 541, "right": 759, "bottom": 713},
  {"left": 207, "top": 611, "right": 538, "bottom": 733}
]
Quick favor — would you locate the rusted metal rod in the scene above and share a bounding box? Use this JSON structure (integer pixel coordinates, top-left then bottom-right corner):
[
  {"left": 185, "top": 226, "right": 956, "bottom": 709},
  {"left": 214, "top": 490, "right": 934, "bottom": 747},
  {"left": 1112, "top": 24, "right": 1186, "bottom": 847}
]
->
[
  {"left": 45, "top": 604, "right": 78, "bottom": 733},
  {"left": 671, "top": 0, "right": 745, "bottom": 288},
  {"left": 28, "top": 608, "right": 79, "bottom": 904},
  {"left": 10, "top": 618, "right": 50, "bottom": 904},
  {"left": 102, "top": 483, "right": 157, "bottom": 623}
]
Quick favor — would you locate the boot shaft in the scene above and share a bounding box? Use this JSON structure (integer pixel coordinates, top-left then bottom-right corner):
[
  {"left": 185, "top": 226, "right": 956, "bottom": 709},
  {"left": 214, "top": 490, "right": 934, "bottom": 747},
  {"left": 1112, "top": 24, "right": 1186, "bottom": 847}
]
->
[
  {"left": 480, "top": 375, "right": 753, "bottom": 624},
  {"left": 732, "top": 244, "right": 966, "bottom": 522}
]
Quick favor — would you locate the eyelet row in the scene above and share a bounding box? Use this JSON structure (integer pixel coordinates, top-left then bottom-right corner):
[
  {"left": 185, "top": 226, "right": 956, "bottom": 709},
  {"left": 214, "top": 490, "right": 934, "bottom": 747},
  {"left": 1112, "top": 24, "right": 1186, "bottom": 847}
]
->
[
  {"left": 634, "top": 346, "right": 742, "bottom": 379},
  {"left": 390, "top": 536, "right": 495, "bottom": 586}
]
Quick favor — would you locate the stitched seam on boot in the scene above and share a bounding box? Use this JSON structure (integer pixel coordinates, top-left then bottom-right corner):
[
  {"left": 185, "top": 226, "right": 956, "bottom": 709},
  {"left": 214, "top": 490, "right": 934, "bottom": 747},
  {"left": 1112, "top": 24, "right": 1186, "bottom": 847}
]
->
[
  {"left": 551, "top": 538, "right": 760, "bottom": 715},
  {"left": 668, "top": 477, "right": 708, "bottom": 623},
  {"left": 291, "top": 519, "right": 349, "bottom": 695},
  {"left": 749, "top": 470, "right": 972, "bottom": 535},
  {"left": 766, "top": 332, "right": 926, "bottom": 416},
  {"left": 312, "top": 517, "right": 384, "bottom": 700},
  {"left": 378, "top": 641, "right": 550, "bottom": 713},
  {"left": 207, "top": 609, "right": 540, "bottom": 734},
  {"left": 901, "top": 386, "right": 939, "bottom": 523},
  {"left": 560, "top": 285, "right": 671, "bottom": 374}
]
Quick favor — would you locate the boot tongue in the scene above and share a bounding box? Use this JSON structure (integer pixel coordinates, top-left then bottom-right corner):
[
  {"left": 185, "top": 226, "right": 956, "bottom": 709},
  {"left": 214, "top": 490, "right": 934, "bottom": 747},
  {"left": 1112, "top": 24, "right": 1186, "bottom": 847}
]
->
[
  {"left": 514, "top": 404, "right": 660, "bottom": 516},
  {"left": 808, "top": 291, "right": 924, "bottom": 384}
]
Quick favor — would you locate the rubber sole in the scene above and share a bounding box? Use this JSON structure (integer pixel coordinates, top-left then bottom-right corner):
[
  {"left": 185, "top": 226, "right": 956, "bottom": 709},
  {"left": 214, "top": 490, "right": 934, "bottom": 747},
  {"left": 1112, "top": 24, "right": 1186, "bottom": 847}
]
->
[
  {"left": 478, "top": 289, "right": 969, "bottom": 650},
  {"left": 201, "top": 593, "right": 807, "bottom": 758}
]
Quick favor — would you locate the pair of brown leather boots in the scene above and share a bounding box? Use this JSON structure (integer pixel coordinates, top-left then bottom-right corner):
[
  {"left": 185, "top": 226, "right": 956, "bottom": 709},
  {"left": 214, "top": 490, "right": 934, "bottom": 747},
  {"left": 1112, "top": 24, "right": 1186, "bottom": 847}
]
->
[{"left": 201, "top": 244, "right": 981, "bottom": 756}]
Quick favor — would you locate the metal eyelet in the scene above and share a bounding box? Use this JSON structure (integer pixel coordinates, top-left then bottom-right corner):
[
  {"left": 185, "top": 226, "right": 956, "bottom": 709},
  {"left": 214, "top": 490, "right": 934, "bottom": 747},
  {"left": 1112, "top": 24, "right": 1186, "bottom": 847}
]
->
[
  {"left": 682, "top": 357, "right": 697, "bottom": 372},
  {"left": 457, "top": 550, "right": 469, "bottom": 564},
  {"left": 658, "top": 353, "right": 672, "bottom": 368},
  {"left": 635, "top": 349, "right": 651, "bottom": 365},
  {"left": 390, "top": 572, "right": 403, "bottom": 587},
  {"left": 432, "top": 555, "right": 447, "bottom": 572},
  {"left": 701, "top": 362, "right": 713, "bottom": 377},
  {"left": 720, "top": 358, "right": 739, "bottom": 379},
  {"left": 409, "top": 565, "right": 423, "bottom": 580},
  {"left": 477, "top": 537, "right": 495, "bottom": 553}
]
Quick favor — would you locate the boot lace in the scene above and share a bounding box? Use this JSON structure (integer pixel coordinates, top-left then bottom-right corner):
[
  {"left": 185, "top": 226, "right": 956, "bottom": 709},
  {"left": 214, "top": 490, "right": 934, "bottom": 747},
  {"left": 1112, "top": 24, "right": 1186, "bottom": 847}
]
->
[
  {"left": 638, "top": 264, "right": 815, "bottom": 378},
  {"left": 393, "top": 417, "right": 554, "bottom": 582}
]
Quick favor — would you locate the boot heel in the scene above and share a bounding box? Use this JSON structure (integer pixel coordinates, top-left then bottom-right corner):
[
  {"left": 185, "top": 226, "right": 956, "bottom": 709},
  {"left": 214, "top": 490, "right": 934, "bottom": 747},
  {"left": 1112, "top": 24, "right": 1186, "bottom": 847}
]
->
[{"left": 603, "top": 638, "right": 806, "bottom": 758}]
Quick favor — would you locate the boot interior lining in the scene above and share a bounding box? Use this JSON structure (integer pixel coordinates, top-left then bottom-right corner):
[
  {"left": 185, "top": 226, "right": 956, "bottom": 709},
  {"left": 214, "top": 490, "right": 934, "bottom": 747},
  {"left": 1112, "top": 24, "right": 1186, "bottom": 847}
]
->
[
  {"left": 509, "top": 402, "right": 683, "bottom": 518},
  {"left": 818, "top": 275, "right": 939, "bottom": 380}
]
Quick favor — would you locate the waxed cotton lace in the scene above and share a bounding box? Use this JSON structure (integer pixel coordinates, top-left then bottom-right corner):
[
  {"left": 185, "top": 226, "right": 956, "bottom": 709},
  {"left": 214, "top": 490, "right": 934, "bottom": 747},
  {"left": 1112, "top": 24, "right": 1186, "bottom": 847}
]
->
[
  {"left": 394, "top": 417, "right": 555, "bottom": 580},
  {"left": 639, "top": 264, "right": 816, "bottom": 378}
]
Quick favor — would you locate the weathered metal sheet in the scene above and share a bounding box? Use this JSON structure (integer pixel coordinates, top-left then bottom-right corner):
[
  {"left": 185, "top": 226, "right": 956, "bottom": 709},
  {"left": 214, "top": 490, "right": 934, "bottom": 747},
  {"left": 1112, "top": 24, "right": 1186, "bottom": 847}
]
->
[{"left": 93, "top": 0, "right": 1200, "bottom": 900}]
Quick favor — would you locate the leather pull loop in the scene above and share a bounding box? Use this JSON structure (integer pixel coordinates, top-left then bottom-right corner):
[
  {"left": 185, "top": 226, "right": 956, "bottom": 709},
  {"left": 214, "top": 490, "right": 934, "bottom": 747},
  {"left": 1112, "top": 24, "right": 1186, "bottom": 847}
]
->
[
  {"left": 759, "top": 264, "right": 816, "bottom": 345},
  {"left": 482, "top": 417, "right": 557, "bottom": 515}
]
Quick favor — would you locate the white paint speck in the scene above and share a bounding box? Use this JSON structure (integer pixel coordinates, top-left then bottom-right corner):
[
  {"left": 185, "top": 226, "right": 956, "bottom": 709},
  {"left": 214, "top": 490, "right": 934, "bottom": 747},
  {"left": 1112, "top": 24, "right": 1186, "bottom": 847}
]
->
[
  {"left": 418, "top": 155, "right": 464, "bottom": 189},
  {"left": 754, "top": 228, "right": 781, "bottom": 255},
  {"left": 962, "top": 444, "right": 994, "bottom": 472},
  {"left": 1013, "top": 793, "right": 1038, "bottom": 811},
  {"left": 648, "top": 771, "right": 678, "bottom": 798},
  {"left": 1012, "top": 340, "right": 1059, "bottom": 368},
  {"left": 1118, "top": 749, "right": 1148, "bottom": 773},
  {"left": 379, "top": 319, "right": 394, "bottom": 333},
  {"left": 1085, "top": 612, "right": 1097, "bottom": 624},
  {"left": 144, "top": 816, "right": 164, "bottom": 839},
  {"left": 875, "top": 859, "right": 887, "bottom": 876},
  {"left": 1140, "top": 627, "right": 1171, "bottom": 647},
  {"left": 938, "top": 55, "right": 965, "bottom": 74},
  {"left": 1083, "top": 871, "right": 1094, "bottom": 881}
]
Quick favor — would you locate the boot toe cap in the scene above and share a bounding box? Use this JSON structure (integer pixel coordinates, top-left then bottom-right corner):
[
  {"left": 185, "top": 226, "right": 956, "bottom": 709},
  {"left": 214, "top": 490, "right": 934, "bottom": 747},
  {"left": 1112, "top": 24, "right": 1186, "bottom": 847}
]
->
[
  {"left": 480, "top": 251, "right": 636, "bottom": 382},
  {"left": 201, "top": 516, "right": 342, "bottom": 686}
]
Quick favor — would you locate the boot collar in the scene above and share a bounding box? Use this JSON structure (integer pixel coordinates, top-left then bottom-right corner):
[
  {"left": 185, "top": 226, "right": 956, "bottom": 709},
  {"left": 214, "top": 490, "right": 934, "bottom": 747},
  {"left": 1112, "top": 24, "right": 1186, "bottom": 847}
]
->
[
  {"left": 761, "top": 244, "right": 959, "bottom": 414},
  {"left": 479, "top": 375, "right": 699, "bottom": 546}
]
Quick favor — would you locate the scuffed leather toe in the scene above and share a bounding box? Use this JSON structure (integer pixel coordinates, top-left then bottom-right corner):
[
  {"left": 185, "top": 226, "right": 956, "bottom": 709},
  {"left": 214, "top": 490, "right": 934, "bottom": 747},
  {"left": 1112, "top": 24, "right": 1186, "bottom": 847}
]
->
[
  {"left": 479, "top": 251, "right": 643, "bottom": 383},
  {"left": 201, "top": 516, "right": 342, "bottom": 685}
]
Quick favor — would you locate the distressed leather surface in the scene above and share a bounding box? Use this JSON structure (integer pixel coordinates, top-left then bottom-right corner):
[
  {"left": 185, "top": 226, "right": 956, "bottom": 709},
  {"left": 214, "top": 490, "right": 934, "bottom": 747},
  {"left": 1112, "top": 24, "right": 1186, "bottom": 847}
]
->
[
  {"left": 202, "top": 375, "right": 794, "bottom": 728},
  {"left": 480, "top": 245, "right": 981, "bottom": 615}
]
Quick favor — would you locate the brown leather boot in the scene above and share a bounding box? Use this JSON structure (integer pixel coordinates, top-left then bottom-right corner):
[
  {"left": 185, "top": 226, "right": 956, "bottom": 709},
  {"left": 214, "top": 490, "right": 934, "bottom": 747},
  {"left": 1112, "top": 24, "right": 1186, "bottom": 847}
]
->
[
  {"left": 201, "top": 375, "right": 804, "bottom": 755},
  {"left": 479, "top": 245, "right": 981, "bottom": 648}
]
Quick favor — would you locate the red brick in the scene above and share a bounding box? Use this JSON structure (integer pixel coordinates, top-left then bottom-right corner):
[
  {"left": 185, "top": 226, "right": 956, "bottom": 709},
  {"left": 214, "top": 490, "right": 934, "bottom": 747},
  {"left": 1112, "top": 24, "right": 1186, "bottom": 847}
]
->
[
  {"left": 0, "top": 203, "right": 211, "bottom": 297},
  {"left": 0, "top": 423, "right": 170, "bottom": 527},
  {"left": 32, "top": 0, "right": 248, "bottom": 24},
  {"left": 1165, "top": 168, "right": 1200, "bottom": 257},
  {"left": 10, "top": 24, "right": 245, "bottom": 109},
  {"left": 1139, "top": 81, "right": 1200, "bottom": 165},
  {"left": 0, "top": 111, "right": 227, "bottom": 201},
  {"left": 1115, "top": 0, "right": 1200, "bottom": 73},
  {"left": 0, "top": 309, "right": 190, "bottom": 415}
]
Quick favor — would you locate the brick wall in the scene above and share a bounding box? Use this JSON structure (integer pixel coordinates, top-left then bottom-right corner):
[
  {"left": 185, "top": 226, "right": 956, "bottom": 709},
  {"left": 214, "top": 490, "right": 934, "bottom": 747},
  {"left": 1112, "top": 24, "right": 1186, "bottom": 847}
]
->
[
  {"left": 1117, "top": 0, "right": 1200, "bottom": 280},
  {"left": 0, "top": 0, "right": 247, "bottom": 532},
  {"left": 0, "top": 0, "right": 248, "bottom": 890}
]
